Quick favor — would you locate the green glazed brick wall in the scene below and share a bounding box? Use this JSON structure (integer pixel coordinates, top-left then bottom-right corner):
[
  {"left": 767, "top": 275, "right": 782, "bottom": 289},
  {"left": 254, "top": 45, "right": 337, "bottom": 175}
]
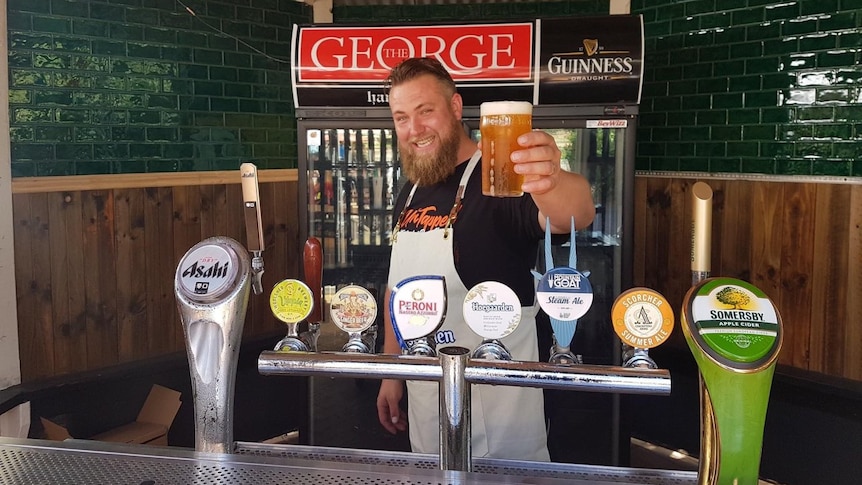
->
[
  {"left": 333, "top": 0, "right": 609, "bottom": 22},
  {"left": 7, "top": 0, "right": 310, "bottom": 177},
  {"left": 633, "top": 0, "right": 862, "bottom": 177}
]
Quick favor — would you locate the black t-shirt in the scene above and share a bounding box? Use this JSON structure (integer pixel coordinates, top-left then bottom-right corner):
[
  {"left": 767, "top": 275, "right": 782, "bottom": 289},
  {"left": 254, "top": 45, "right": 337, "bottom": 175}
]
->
[{"left": 392, "top": 159, "right": 543, "bottom": 305}]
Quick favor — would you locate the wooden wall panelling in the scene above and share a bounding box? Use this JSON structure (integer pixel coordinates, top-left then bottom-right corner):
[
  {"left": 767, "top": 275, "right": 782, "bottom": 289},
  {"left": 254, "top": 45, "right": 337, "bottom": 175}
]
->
[
  {"left": 13, "top": 193, "right": 55, "bottom": 381},
  {"left": 640, "top": 177, "right": 668, "bottom": 291},
  {"left": 667, "top": 178, "right": 692, "bottom": 349},
  {"left": 172, "top": 185, "right": 203, "bottom": 352},
  {"left": 48, "top": 192, "right": 88, "bottom": 375},
  {"left": 114, "top": 189, "right": 148, "bottom": 363},
  {"left": 716, "top": 180, "right": 752, "bottom": 282},
  {"left": 82, "top": 190, "right": 119, "bottom": 369},
  {"left": 846, "top": 185, "right": 862, "bottom": 380},
  {"left": 144, "top": 187, "right": 177, "bottom": 355},
  {"left": 777, "top": 183, "right": 816, "bottom": 369},
  {"left": 749, "top": 182, "right": 784, "bottom": 302},
  {"left": 810, "top": 184, "right": 850, "bottom": 376}
]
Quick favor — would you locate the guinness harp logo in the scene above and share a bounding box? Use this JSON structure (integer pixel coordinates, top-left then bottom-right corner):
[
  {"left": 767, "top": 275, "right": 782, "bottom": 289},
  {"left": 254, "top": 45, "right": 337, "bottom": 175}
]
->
[{"left": 583, "top": 38, "right": 599, "bottom": 56}]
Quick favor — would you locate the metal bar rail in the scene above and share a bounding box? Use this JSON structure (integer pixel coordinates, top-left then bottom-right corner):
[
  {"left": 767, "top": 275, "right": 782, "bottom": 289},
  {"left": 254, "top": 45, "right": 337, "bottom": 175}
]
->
[{"left": 258, "top": 346, "right": 671, "bottom": 472}]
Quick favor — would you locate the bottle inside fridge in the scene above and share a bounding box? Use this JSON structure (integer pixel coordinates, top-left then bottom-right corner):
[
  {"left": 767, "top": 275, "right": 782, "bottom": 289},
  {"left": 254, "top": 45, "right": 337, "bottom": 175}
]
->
[{"left": 304, "top": 126, "right": 401, "bottom": 299}]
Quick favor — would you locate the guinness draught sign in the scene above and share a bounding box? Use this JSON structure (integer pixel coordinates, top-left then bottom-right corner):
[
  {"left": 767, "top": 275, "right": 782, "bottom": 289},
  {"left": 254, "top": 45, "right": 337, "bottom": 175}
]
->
[
  {"left": 537, "top": 16, "right": 643, "bottom": 105},
  {"left": 290, "top": 16, "right": 643, "bottom": 108}
]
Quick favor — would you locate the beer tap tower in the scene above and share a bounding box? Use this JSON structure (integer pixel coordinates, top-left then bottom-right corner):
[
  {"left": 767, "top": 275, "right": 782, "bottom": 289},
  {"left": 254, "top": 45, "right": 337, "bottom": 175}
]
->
[
  {"left": 535, "top": 218, "right": 593, "bottom": 365},
  {"left": 684, "top": 182, "right": 784, "bottom": 485}
]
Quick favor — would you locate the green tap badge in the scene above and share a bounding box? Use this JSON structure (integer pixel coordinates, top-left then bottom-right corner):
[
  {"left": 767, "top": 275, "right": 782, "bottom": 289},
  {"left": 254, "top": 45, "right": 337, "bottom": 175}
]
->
[{"left": 682, "top": 277, "right": 782, "bottom": 485}]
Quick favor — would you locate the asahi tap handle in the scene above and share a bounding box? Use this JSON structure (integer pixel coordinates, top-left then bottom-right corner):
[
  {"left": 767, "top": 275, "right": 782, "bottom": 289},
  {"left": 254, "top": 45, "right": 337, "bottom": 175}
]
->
[{"left": 304, "top": 237, "right": 323, "bottom": 324}]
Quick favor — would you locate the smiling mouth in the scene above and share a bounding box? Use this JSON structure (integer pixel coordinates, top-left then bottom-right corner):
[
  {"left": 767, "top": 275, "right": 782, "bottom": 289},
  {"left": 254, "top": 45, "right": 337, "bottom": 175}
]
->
[{"left": 413, "top": 136, "right": 435, "bottom": 148}]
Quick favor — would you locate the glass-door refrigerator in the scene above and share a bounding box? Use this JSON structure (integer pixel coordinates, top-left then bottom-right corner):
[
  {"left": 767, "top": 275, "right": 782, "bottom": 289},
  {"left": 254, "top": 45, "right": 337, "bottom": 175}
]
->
[
  {"left": 292, "top": 15, "right": 644, "bottom": 465},
  {"left": 474, "top": 110, "right": 636, "bottom": 466},
  {"left": 297, "top": 115, "right": 402, "bottom": 299}
]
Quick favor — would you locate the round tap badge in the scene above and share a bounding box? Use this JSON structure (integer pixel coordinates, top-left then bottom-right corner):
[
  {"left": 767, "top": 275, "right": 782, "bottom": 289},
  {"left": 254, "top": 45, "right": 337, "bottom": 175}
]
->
[
  {"left": 611, "top": 288, "right": 674, "bottom": 349},
  {"left": 330, "top": 284, "right": 378, "bottom": 333},
  {"left": 686, "top": 277, "right": 781, "bottom": 367},
  {"left": 463, "top": 281, "right": 521, "bottom": 340},
  {"left": 536, "top": 267, "right": 593, "bottom": 321},
  {"left": 390, "top": 275, "right": 447, "bottom": 344},
  {"left": 178, "top": 243, "right": 238, "bottom": 301},
  {"left": 269, "top": 279, "right": 313, "bottom": 325}
]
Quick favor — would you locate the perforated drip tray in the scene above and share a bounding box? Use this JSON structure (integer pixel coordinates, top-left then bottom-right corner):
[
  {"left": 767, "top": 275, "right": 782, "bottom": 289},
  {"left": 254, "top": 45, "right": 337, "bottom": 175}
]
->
[
  {"left": 0, "top": 437, "right": 697, "bottom": 484},
  {"left": 236, "top": 442, "right": 697, "bottom": 484}
]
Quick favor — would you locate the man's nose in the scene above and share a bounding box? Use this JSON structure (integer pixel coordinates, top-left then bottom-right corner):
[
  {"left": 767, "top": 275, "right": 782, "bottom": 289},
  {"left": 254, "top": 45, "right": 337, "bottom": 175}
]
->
[{"left": 408, "top": 117, "right": 424, "bottom": 136}]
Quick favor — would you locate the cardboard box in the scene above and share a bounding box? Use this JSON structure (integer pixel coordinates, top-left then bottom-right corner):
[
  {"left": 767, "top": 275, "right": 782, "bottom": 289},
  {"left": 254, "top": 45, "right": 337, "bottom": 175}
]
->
[{"left": 42, "top": 384, "right": 182, "bottom": 446}]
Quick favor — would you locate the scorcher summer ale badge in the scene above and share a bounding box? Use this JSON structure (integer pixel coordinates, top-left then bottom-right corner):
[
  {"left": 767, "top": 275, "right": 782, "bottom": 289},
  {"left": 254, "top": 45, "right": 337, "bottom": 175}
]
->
[{"left": 611, "top": 288, "right": 674, "bottom": 349}]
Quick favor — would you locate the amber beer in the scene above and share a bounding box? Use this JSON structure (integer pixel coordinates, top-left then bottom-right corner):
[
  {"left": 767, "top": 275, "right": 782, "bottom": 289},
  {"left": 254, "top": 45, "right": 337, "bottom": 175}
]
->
[{"left": 480, "top": 101, "right": 532, "bottom": 197}]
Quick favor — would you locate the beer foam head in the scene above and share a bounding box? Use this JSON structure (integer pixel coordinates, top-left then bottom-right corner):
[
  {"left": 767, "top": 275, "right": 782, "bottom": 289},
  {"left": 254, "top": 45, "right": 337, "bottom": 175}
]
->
[{"left": 480, "top": 100, "right": 532, "bottom": 117}]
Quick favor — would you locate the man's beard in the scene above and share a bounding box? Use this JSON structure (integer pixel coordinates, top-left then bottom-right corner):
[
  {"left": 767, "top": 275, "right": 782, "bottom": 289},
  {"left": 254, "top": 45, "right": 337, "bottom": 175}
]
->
[{"left": 400, "top": 119, "right": 462, "bottom": 186}]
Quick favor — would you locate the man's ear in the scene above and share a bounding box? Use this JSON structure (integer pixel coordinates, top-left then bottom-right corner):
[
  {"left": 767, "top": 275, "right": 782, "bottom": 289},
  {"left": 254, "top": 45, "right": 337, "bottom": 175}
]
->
[{"left": 451, "top": 92, "right": 464, "bottom": 120}]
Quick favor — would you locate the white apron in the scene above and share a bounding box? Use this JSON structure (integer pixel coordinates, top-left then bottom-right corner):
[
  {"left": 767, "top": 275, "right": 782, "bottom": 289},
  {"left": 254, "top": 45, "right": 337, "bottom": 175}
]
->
[{"left": 388, "top": 152, "right": 550, "bottom": 461}]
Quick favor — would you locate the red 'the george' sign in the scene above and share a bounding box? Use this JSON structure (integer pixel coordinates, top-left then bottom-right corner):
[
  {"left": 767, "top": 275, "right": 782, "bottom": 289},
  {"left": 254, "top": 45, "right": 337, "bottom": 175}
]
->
[{"left": 295, "top": 23, "right": 535, "bottom": 83}]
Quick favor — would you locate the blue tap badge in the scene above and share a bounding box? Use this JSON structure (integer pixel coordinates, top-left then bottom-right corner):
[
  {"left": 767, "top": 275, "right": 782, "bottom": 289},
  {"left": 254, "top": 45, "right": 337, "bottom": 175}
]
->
[
  {"left": 534, "top": 217, "right": 593, "bottom": 353},
  {"left": 536, "top": 267, "right": 593, "bottom": 321}
]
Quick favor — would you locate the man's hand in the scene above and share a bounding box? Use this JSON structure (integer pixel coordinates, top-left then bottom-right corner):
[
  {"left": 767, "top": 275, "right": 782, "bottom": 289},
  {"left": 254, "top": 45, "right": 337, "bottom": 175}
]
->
[
  {"left": 477, "top": 130, "right": 595, "bottom": 232},
  {"left": 510, "top": 130, "right": 563, "bottom": 196},
  {"left": 377, "top": 379, "right": 408, "bottom": 434}
]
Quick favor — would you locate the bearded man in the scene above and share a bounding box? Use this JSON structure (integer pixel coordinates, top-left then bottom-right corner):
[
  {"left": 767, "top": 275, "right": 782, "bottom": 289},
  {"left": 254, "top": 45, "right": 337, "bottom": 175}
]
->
[{"left": 376, "top": 57, "right": 595, "bottom": 461}]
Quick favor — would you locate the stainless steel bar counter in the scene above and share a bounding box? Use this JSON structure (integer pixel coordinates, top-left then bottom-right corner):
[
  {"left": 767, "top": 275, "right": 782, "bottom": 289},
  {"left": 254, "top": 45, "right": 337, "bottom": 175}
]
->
[{"left": 0, "top": 437, "right": 697, "bottom": 484}]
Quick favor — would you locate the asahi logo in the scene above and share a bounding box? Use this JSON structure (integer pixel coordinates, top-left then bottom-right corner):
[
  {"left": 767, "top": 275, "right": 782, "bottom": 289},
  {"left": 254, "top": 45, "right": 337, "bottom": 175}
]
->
[
  {"left": 547, "top": 37, "right": 634, "bottom": 81},
  {"left": 182, "top": 259, "right": 230, "bottom": 279}
]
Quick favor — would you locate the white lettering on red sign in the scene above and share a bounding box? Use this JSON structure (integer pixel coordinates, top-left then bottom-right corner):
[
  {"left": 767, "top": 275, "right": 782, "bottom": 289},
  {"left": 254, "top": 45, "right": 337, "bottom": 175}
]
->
[{"left": 298, "top": 24, "right": 534, "bottom": 82}]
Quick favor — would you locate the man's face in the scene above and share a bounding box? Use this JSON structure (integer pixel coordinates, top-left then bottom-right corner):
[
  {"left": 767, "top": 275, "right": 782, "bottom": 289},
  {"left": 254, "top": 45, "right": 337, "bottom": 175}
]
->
[{"left": 389, "top": 74, "right": 463, "bottom": 186}]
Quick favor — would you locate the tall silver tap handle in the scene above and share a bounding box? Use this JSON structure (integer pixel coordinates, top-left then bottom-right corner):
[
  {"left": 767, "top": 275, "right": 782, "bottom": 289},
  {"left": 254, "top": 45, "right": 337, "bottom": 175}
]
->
[
  {"left": 175, "top": 236, "right": 251, "bottom": 453},
  {"left": 241, "top": 163, "right": 265, "bottom": 295}
]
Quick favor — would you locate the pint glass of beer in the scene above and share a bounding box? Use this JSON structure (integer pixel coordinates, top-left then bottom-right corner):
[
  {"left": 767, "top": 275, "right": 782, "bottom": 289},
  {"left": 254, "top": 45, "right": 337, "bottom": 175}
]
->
[{"left": 480, "top": 101, "right": 532, "bottom": 197}]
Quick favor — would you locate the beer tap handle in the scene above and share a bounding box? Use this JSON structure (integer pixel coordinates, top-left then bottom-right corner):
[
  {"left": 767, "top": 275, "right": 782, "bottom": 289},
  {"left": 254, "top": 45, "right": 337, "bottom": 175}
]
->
[
  {"left": 304, "top": 237, "right": 324, "bottom": 324},
  {"left": 691, "top": 181, "right": 713, "bottom": 285},
  {"left": 241, "top": 163, "right": 265, "bottom": 295}
]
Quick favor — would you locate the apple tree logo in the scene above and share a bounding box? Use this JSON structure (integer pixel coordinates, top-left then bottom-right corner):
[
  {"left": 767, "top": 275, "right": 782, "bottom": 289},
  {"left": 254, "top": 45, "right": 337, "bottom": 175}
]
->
[{"left": 715, "top": 286, "right": 753, "bottom": 310}]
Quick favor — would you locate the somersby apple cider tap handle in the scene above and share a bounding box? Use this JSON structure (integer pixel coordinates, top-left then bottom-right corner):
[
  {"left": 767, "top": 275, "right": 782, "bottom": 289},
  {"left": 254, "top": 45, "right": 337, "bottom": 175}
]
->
[
  {"left": 241, "top": 162, "right": 265, "bottom": 295},
  {"left": 691, "top": 181, "right": 713, "bottom": 285}
]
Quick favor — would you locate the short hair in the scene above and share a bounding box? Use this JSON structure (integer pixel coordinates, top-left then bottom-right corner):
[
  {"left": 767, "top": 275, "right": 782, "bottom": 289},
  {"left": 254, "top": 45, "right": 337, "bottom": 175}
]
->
[{"left": 386, "top": 57, "right": 457, "bottom": 97}]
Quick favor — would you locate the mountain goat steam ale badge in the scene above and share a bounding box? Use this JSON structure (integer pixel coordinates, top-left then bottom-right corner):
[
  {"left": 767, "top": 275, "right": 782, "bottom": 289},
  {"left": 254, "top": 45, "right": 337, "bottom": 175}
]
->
[
  {"left": 688, "top": 278, "right": 780, "bottom": 365},
  {"left": 536, "top": 267, "right": 593, "bottom": 321},
  {"left": 463, "top": 281, "right": 522, "bottom": 340},
  {"left": 270, "top": 279, "right": 313, "bottom": 325},
  {"left": 611, "top": 288, "right": 674, "bottom": 349}
]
